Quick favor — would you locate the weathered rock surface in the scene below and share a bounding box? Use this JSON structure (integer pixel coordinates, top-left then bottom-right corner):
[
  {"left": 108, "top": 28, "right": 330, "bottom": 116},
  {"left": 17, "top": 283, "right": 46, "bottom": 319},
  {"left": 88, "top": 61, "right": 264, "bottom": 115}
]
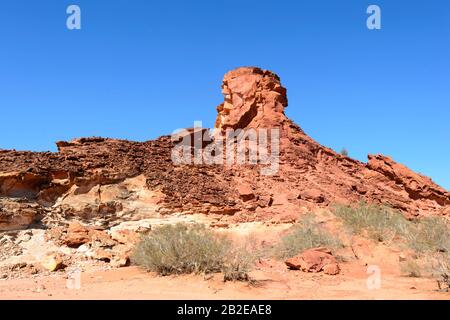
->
[
  {"left": 40, "top": 252, "right": 65, "bottom": 272},
  {"left": 215, "top": 67, "right": 289, "bottom": 131},
  {"left": 367, "top": 154, "right": 449, "bottom": 207},
  {"left": 285, "top": 247, "right": 340, "bottom": 275},
  {"left": 64, "top": 222, "right": 92, "bottom": 248},
  {"left": 0, "top": 66, "right": 448, "bottom": 234},
  {"left": 0, "top": 198, "right": 42, "bottom": 231}
]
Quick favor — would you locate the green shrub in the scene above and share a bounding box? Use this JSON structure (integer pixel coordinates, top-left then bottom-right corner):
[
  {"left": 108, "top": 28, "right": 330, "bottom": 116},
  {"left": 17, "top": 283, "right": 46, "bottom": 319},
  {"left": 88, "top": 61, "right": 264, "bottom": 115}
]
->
[
  {"left": 333, "top": 202, "right": 409, "bottom": 243},
  {"left": 275, "top": 214, "right": 342, "bottom": 259},
  {"left": 131, "top": 223, "right": 254, "bottom": 281}
]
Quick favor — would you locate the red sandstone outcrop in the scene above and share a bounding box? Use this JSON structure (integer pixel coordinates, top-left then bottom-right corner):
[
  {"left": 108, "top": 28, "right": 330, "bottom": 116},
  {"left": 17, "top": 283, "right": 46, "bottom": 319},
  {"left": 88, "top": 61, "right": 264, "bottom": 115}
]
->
[
  {"left": 0, "top": 198, "right": 43, "bottom": 231},
  {"left": 215, "top": 67, "right": 289, "bottom": 131},
  {"left": 212, "top": 67, "right": 450, "bottom": 218},
  {"left": 285, "top": 247, "right": 340, "bottom": 275},
  {"left": 0, "top": 66, "right": 448, "bottom": 233},
  {"left": 367, "top": 154, "right": 449, "bottom": 207}
]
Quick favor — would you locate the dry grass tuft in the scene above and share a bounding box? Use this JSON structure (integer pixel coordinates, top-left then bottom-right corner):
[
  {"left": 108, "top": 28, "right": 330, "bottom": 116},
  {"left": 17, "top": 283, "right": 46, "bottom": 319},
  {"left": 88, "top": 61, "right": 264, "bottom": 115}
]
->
[
  {"left": 333, "top": 202, "right": 409, "bottom": 243},
  {"left": 275, "top": 213, "right": 342, "bottom": 259},
  {"left": 131, "top": 223, "right": 255, "bottom": 282}
]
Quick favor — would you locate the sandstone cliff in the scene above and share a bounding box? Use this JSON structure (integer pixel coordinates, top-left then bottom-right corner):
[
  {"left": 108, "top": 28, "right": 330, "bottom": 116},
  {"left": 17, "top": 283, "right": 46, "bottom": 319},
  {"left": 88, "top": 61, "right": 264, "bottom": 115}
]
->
[{"left": 0, "top": 67, "right": 449, "bottom": 232}]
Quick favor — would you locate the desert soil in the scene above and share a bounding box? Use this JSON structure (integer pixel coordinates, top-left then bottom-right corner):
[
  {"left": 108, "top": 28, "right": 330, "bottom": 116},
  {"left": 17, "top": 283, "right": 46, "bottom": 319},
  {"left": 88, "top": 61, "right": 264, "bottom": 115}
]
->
[
  {"left": 1, "top": 221, "right": 449, "bottom": 300},
  {"left": 1, "top": 263, "right": 448, "bottom": 300}
]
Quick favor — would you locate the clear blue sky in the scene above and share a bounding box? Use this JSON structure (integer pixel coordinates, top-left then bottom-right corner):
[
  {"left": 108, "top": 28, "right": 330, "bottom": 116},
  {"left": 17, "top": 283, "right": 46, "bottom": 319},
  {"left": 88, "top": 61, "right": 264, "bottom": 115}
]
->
[{"left": 0, "top": 1, "right": 449, "bottom": 189}]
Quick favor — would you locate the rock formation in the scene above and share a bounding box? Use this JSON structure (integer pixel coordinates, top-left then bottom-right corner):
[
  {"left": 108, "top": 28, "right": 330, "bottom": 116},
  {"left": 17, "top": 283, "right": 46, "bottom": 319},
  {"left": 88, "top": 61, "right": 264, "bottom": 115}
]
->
[
  {"left": 285, "top": 247, "right": 340, "bottom": 275},
  {"left": 215, "top": 67, "right": 289, "bottom": 131},
  {"left": 0, "top": 66, "right": 448, "bottom": 236}
]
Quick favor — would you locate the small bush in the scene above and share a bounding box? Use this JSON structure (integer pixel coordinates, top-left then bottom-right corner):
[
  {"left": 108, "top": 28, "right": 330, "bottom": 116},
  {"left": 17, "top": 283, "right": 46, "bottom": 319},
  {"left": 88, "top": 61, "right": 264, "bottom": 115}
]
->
[
  {"left": 340, "top": 148, "right": 349, "bottom": 157},
  {"left": 131, "top": 223, "right": 254, "bottom": 281},
  {"left": 333, "top": 202, "right": 409, "bottom": 243},
  {"left": 275, "top": 214, "right": 342, "bottom": 259},
  {"left": 131, "top": 223, "right": 229, "bottom": 275}
]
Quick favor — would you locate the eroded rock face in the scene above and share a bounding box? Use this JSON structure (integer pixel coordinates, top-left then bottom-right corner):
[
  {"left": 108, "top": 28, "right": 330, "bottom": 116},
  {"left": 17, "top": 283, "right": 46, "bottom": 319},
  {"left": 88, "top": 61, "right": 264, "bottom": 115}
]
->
[
  {"left": 0, "top": 66, "right": 448, "bottom": 233},
  {"left": 40, "top": 252, "right": 65, "bottom": 272},
  {"left": 0, "top": 199, "right": 42, "bottom": 231},
  {"left": 367, "top": 154, "right": 450, "bottom": 207},
  {"left": 215, "top": 67, "right": 289, "bottom": 131},
  {"left": 0, "top": 66, "right": 449, "bottom": 275},
  {"left": 64, "top": 222, "right": 93, "bottom": 248}
]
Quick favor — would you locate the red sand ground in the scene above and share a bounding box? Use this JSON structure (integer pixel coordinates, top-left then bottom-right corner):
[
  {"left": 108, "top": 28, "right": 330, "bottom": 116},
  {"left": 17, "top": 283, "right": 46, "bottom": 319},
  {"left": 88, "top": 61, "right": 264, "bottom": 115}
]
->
[{"left": 1, "top": 263, "right": 448, "bottom": 300}]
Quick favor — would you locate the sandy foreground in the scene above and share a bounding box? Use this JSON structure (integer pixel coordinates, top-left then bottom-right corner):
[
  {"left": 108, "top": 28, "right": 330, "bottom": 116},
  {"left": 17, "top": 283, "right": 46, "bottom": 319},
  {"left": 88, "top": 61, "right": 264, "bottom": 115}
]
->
[
  {"left": 1, "top": 222, "right": 449, "bottom": 300},
  {"left": 1, "top": 263, "right": 448, "bottom": 300}
]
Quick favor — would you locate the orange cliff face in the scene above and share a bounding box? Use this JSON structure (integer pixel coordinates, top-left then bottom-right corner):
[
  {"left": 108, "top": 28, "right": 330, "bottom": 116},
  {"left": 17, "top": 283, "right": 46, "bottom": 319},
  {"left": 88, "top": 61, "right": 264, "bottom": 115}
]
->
[
  {"left": 0, "top": 66, "right": 449, "bottom": 231},
  {"left": 214, "top": 67, "right": 289, "bottom": 131},
  {"left": 214, "top": 67, "right": 450, "bottom": 217}
]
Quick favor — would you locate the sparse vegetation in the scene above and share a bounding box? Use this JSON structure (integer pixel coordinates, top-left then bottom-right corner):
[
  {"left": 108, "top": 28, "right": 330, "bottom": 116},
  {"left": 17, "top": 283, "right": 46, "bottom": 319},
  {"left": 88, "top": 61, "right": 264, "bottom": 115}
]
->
[
  {"left": 275, "top": 214, "right": 342, "bottom": 259},
  {"left": 405, "top": 216, "right": 450, "bottom": 254},
  {"left": 405, "top": 217, "right": 450, "bottom": 290},
  {"left": 131, "top": 223, "right": 228, "bottom": 275},
  {"left": 334, "top": 202, "right": 450, "bottom": 290},
  {"left": 333, "top": 202, "right": 409, "bottom": 243},
  {"left": 429, "top": 253, "right": 450, "bottom": 292},
  {"left": 131, "top": 205, "right": 450, "bottom": 291},
  {"left": 131, "top": 223, "right": 255, "bottom": 281}
]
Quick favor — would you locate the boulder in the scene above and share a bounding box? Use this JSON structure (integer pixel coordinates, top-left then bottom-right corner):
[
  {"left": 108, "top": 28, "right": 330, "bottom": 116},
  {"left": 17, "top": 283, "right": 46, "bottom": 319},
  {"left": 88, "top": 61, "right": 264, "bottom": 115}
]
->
[
  {"left": 322, "top": 263, "right": 340, "bottom": 275},
  {"left": 64, "top": 222, "right": 91, "bottom": 248},
  {"left": 367, "top": 154, "right": 450, "bottom": 207},
  {"left": 110, "top": 252, "right": 130, "bottom": 268},
  {"left": 285, "top": 247, "right": 340, "bottom": 275},
  {"left": 298, "top": 189, "right": 325, "bottom": 204},
  {"left": 237, "top": 184, "right": 255, "bottom": 202},
  {"left": 40, "top": 253, "right": 65, "bottom": 272},
  {"left": 90, "top": 248, "right": 112, "bottom": 262},
  {"left": 89, "top": 229, "right": 116, "bottom": 248},
  {"left": 109, "top": 220, "right": 151, "bottom": 244},
  {"left": 110, "top": 229, "right": 140, "bottom": 244}
]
